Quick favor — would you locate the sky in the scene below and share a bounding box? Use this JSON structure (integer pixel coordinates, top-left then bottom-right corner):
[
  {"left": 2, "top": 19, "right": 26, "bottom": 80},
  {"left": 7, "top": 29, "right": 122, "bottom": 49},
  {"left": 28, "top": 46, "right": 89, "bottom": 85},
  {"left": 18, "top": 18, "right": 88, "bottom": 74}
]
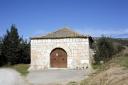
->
[{"left": 0, "top": 0, "right": 128, "bottom": 38}]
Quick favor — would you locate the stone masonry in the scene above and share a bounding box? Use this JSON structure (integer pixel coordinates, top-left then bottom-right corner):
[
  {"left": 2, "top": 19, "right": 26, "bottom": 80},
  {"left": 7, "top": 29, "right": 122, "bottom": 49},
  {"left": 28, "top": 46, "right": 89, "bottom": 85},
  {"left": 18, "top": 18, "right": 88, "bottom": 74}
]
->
[{"left": 29, "top": 28, "right": 93, "bottom": 71}]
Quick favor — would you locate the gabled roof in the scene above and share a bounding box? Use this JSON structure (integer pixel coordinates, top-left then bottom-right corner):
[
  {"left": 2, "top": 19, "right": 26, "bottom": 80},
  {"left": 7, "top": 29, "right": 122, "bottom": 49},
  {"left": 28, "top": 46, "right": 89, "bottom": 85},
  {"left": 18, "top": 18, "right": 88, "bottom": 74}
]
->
[{"left": 31, "top": 28, "right": 90, "bottom": 39}]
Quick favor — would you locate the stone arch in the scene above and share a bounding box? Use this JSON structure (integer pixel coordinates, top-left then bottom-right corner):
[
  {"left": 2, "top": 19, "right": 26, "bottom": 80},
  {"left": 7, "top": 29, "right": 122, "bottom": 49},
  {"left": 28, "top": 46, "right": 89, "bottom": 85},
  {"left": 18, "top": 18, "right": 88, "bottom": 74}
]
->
[
  {"left": 47, "top": 44, "right": 72, "bottom": 68},
  {"left": 50, "top": 48, "right": 67, "bottom": 68}
]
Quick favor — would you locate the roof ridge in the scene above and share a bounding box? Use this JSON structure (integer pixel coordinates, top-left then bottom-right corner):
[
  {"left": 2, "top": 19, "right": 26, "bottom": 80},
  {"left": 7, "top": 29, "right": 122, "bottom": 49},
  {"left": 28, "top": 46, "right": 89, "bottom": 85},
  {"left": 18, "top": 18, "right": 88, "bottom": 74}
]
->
[{"left": 31, "top": 27, "right": 88, "bottom": 39}]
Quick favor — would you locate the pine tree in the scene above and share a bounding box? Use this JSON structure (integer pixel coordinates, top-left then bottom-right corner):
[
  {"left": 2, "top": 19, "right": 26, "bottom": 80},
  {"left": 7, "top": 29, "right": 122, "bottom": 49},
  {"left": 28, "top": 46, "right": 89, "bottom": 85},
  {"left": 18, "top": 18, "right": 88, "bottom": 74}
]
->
[{"left": 2, "top": 25, "right": 21, "bottom": 65}]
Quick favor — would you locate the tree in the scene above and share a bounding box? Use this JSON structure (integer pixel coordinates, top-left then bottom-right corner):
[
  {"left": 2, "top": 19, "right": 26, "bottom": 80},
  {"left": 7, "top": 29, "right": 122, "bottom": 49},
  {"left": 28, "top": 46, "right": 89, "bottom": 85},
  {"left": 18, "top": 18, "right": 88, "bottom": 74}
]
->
[
  {"left": 2, "top": 25, "right": 21, "bottom": 65},
  {"left": 19, "top": 39, "right": 30, "bottom": 64},
  {"left": 0, "top": 37, "right": 2, "bottom": 55},
  {"left": 0, "top": 37, "right": 7, "bottom": 66},
  {"left": 94, "top": 36, "right": 115, "bottom": 64}
]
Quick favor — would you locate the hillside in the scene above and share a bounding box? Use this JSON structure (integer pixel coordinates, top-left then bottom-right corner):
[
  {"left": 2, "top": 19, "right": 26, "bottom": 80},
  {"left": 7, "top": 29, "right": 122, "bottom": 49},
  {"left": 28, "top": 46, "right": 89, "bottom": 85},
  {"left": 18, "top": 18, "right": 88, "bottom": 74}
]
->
[
  {"left": 80, "top": 47, "right": 128, "bottom": 85},
  {"left": 112, "top": 33, "right": 128, "bottom": 38}
]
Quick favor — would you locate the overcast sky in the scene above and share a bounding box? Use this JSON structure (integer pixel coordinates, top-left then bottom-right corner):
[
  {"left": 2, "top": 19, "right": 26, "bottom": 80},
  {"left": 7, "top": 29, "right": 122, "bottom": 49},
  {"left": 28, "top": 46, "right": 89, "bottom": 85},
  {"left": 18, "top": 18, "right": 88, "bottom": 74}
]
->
[{"left": 0, "top": 0, "right": 128, "bottom": 38}]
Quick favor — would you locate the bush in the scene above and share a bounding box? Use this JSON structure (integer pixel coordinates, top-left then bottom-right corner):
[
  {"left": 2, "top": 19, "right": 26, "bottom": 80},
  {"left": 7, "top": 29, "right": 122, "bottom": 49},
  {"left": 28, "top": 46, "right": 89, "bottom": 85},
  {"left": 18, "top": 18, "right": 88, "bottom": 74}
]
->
[{"left": 94, "top": 36, "right": 115, "bottom": 64}]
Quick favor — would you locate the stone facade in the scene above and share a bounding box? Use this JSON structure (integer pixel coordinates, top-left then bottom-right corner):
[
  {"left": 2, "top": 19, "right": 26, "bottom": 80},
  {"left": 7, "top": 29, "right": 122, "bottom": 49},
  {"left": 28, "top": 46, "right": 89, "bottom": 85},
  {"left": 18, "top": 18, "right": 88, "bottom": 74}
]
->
[{"left": 29, "top": 38, "right": 92, "bottom": 71}]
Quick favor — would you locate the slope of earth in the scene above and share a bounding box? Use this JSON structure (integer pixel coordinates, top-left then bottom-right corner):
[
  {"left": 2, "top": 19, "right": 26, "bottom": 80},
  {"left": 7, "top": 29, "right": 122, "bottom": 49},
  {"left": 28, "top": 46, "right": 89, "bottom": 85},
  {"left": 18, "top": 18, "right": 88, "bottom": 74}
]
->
[{"left": 80, "top": 47, "right": 128, "bottom": 85}]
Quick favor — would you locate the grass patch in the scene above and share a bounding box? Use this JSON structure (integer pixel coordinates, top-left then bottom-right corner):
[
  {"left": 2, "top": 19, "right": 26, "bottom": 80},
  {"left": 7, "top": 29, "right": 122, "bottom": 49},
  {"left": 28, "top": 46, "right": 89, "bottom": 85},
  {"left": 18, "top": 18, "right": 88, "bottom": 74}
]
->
[
  {"left": 12, "top": 64, "right": 29, "bottom": 76},
  {"left": 92, "top": 63, "right": 103, "bottom": 69},
  {"left": 67, "top": 81, "right": 78, "bottom": 85},
  {"left": 115, "top": 56, "right": 128, "bottom": 68},
  {"left": 80, "top": 79, "right": 89, "bottom": 85},
  {"left": 3, "top": 64, "right": 29, "bottom": 76}
]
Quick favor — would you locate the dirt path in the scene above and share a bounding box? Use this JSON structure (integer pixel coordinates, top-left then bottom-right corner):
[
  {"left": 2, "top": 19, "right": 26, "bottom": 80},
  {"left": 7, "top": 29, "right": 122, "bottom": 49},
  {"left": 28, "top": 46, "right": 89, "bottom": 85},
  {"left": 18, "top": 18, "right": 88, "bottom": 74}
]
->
[
  {"left": 0, "top": 68, "right": 28, "bottom": 85},
  {"left": 26, "top": 69, "right": 91, "bottom": 85}
]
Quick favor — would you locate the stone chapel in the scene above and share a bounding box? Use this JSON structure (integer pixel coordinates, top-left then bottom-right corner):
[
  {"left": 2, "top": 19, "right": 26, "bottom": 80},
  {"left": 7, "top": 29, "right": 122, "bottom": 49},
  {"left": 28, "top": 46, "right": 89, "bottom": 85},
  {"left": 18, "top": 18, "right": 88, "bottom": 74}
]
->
[{"left": 29, "top": 28, "right": 93, "bottom": 70}]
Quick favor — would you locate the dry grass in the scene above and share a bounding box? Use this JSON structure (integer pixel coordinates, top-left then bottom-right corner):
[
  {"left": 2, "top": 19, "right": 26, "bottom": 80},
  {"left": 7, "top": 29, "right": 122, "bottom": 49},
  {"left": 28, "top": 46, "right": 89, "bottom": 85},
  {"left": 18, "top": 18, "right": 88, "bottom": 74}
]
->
[
  {"left": 80, "top": 66, "right": 128, "bottom": 85},
  {"left": 80, "top": 47, "right": 128, "bottom": 85}
]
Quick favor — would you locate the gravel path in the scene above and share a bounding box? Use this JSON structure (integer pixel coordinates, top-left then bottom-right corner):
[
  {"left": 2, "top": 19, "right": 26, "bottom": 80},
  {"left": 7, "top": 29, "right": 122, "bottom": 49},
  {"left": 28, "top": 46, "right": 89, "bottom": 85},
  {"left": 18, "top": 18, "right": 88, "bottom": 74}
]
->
[{"left": 27, "top": 69, "right": 90, "bottom": 85}]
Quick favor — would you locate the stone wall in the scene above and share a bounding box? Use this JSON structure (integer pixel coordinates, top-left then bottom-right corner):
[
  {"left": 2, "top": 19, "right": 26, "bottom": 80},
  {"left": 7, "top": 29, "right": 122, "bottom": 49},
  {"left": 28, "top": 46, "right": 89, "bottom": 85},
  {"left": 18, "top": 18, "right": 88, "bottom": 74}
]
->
[{"left": 29, "top": 38, "right": 91, "bottom": 71}]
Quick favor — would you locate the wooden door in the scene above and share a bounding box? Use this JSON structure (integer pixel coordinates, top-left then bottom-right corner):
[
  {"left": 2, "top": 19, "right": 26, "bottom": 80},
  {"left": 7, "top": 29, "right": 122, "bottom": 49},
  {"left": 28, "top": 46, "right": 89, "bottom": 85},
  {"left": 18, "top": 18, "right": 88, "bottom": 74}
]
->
[{"left": 50, "top": 48, "right": 67, "bottom": 68}]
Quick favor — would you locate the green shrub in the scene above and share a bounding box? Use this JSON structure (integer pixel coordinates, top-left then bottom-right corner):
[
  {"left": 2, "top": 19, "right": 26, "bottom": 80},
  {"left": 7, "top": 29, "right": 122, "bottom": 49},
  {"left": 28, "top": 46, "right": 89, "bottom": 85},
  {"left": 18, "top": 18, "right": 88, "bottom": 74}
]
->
[{"left": 94, "top": 36, "right": 115, "bottom": 64}]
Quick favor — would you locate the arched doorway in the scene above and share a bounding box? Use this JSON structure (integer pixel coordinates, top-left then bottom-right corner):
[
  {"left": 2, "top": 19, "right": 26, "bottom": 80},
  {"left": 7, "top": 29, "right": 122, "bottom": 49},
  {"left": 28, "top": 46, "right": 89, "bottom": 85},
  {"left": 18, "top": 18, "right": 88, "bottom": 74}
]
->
[{"left": 50, "top": 48, "right": 67, "bottom": 68}]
